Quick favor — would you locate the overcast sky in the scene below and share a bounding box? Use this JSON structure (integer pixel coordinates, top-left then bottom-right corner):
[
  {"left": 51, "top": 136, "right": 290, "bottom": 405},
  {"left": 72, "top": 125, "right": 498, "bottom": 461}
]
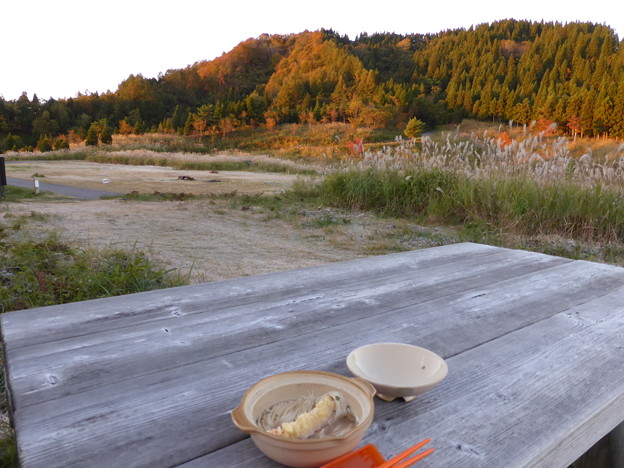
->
[{"left": 3, "top": 0, "right": 622, "bottom": 101}]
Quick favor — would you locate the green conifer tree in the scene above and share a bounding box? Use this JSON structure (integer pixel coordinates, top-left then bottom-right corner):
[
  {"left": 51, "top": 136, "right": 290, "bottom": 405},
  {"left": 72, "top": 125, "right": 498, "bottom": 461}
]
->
[
  {"left": 36, "top": 135, "right": 52, "bottom": 152},
  {"left": 609, "top": 82, "right": 624, "bottom": 138},
  {"left": 183, "top": 114, "right": 194, "bottom": 136},
  {"left": 53, "top": 138, "right": 70, "bottom": 150},
  {"left": 100, "top": 125, "right": 113, "bottom": 144},
  {"left": 85, "top": 124, "right": 99, "bottom": 146}
]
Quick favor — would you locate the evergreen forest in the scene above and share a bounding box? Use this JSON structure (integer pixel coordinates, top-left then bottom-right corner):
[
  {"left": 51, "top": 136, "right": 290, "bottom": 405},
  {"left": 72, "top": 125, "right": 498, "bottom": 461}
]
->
[{"left": 2, "top": 19, "right": 624, "bottom": 152}]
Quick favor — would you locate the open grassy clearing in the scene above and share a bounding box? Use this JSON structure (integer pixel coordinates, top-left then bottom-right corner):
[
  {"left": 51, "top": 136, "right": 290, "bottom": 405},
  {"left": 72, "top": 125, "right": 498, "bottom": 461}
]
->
[
  {"left": 5, "top": 118, "right": 624, "bottom": 266},
  {"left": 5, "top": 160, "right": 302, "bottom": 196},
  {"left": 0, "top": 195, "right": 457, "bottom": 284},
  {"left": 5, "top": 185, "right": 620, "bottom": 290}
]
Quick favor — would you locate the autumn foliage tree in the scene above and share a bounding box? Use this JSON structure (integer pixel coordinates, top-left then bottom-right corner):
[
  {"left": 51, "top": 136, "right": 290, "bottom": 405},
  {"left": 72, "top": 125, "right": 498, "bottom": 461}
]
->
[{"left": 404, "top": 118, "right": 425, "bottom": 139}]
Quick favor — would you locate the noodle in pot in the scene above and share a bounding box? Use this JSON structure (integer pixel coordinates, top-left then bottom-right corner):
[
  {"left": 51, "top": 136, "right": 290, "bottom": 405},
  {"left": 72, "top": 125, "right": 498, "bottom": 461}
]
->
[{"left": 257, "top": 391, "right": 357, "bottom": 439}]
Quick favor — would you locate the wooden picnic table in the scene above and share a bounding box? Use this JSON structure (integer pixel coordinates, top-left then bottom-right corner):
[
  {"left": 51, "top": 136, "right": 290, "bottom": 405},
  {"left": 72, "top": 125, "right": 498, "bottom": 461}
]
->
[{"left": 2, "top": 242, "right": 624, "bottom": 467}]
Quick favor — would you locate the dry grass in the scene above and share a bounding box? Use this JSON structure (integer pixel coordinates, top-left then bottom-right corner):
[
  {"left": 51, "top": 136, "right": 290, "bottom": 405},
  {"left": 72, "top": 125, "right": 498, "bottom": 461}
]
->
[
  {"left": 317, "top": 123, "right": 624, "bottom": 244},
  {"left": 89, "top": 147, "right": 319, "bottom": 172},
  {"left": 357, "top": 124, "right": 624, "bottom": 191},
  {"left": 4, "top": 146, "right": 318, "bottom": 173}
]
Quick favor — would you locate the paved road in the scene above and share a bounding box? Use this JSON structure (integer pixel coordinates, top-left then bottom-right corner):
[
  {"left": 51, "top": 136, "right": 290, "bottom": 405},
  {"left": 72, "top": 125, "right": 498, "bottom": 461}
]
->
[{"left": 5, "top": 177, "right": 122, "bottom": 200}]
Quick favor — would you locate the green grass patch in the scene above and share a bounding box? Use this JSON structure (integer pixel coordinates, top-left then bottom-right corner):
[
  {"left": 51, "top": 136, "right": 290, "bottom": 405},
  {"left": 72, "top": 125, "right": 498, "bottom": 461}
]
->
[
  {"left": 2, "top": 212, "right": 49, "bottom": 232},
  {"left": 225, "top": 192, "right": 302, "bottom": 218},
  {"left": 301, "top": 213, "right": 351, "bottom": 229},
  {"left": 0, "top": 430, "right": 17, "bottom": 468},
  {"left": 316, "top": 168, "right": 624, "bottom": 243},
  {"left": 0, "top": 185, "right": 58, "bottom": 202},
  {"left": 122, "top": 191, "right": 201, "bottom": 202},
  {"left": 318, "top": 168, "right": 456, "bottom": 218},
  {"left": 0, "top": 235, "right": 187, "bottom": 313}
]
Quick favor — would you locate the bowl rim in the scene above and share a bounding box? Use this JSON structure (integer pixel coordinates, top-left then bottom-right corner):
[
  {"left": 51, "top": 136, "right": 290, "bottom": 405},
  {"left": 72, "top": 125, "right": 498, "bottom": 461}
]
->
[
  {"left": 346, "top": 342, "right": 448, "bottom": 390},
  {"left": 231, "top": 370, "right": 376, "bottom": 444}
]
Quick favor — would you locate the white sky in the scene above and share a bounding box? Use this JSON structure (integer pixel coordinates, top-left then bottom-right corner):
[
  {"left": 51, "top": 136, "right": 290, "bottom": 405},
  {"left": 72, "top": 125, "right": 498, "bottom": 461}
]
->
[{"left": 2, "top": 0, "right": 622, "bottom": 101}]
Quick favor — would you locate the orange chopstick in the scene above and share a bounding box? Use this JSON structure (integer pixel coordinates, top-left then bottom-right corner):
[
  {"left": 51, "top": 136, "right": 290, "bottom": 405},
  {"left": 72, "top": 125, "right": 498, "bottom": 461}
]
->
[
  {"left": 392, "top": 447, "right": 434, "bottom": 468},
  {"left": 378, "top": 438, "right": 432, "bottom": 468}
]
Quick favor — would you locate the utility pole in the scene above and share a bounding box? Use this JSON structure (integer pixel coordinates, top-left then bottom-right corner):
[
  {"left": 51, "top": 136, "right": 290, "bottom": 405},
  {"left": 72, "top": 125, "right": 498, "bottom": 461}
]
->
[{"left": 0, "top": 156, "right": 6, "bottom": 199}]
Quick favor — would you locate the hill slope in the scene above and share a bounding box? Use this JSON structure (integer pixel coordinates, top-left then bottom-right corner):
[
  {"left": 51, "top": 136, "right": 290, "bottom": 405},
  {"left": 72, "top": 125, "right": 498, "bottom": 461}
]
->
[{"left": 1, "top": 20, "right": 623, "bottom": 151}]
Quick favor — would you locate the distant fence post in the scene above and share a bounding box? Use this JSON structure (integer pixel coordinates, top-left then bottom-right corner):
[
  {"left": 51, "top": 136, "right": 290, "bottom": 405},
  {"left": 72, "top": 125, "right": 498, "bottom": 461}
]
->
[{"left": 0, "top": 156, "right": 6, "bottom": 199}]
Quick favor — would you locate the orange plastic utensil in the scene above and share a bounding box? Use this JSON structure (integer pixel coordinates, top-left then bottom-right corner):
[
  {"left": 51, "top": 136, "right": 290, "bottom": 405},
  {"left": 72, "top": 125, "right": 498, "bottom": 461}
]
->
[
  {"left": 387, "top": 448, "right": 434, "bottom": 468},
  {"left": 320, "top": 439, "right": 434, "bottom": 468},
  {"left": 377, "top": 438, "right": 433, "bottom": 468},
  {"left": 320, "top": 444, "right": 386, "bottom": 468}
]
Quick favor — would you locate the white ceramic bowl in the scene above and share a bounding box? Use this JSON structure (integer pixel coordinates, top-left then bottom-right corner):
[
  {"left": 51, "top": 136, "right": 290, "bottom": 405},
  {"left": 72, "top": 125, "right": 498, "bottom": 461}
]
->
[
  {"left": 231, "top": 370, "right": 376, "bottom": 468},
  {"left": 347, "top": 343, "right": 448, "bottom": 401}
]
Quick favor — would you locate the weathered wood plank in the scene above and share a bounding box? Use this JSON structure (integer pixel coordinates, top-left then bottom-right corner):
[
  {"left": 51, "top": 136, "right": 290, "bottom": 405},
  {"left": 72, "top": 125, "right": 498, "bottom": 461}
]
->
[
  {"left": 11, "top": 255, "right": 624, "bottom": 467},
  {"left": 200, "top": 287, "right": 624, "bottom": 467},
  {"left": 1, "top": 242, "right": 498, "bottom": 350},
  {"left": 179, "top": 438, "right": 270, "bottom": 468},
  {"left": 7, "top": 247, "right": 570, "bottom": 409}
]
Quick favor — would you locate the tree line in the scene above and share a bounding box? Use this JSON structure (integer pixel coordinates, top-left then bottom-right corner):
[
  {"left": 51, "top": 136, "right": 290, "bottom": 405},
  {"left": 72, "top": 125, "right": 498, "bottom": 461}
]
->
[{"left": 1, "top": 20, "right": 623, "bottom": 152}]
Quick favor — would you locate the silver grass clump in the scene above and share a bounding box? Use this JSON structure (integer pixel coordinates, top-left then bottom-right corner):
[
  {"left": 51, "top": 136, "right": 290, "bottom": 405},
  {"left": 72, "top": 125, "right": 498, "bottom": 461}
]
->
[{"left": 353, "top": 132, "right": 624, "bottom": 191}]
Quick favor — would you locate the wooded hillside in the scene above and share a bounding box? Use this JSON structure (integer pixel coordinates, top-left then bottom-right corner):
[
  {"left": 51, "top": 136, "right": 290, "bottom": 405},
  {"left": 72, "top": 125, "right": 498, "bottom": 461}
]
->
[{"left": 1, "top": 20, "right": 623, "bottom": 152}]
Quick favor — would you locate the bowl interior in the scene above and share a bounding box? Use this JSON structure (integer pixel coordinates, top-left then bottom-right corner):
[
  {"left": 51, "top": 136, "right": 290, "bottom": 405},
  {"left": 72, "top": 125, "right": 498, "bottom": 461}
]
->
[
  {"left": 237, "top": 371, "right": 374, "bottom": 439},
  {"left": 347, "top": 343, "right": 448, "bottom": 389}
]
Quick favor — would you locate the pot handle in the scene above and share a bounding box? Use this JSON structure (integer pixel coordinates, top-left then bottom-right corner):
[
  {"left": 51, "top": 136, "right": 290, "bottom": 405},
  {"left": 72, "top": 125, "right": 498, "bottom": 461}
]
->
[
  {"left": 231, "top": 405, "right": 258, "bottom": 434},
  {"left": 349, "top": 377, "right": 376, "bottom": 398}
]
